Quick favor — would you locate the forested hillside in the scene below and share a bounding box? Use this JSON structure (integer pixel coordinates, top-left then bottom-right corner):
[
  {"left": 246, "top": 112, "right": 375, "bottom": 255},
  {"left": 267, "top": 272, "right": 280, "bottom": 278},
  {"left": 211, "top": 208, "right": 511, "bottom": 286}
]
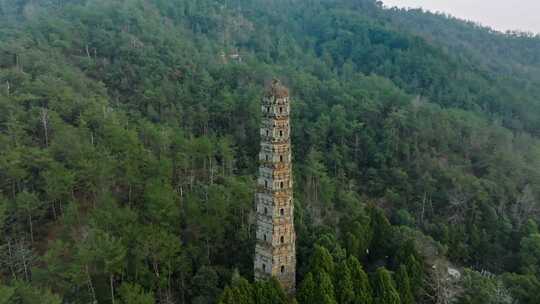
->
[{"left": 1, "top": 0, "right": 540, "bottom": 303}]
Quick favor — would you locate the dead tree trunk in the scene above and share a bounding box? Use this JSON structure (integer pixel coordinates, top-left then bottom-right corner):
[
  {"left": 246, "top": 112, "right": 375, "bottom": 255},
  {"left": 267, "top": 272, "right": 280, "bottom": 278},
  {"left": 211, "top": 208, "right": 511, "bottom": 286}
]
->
[
  {"left": 28, "top": 213, "right": 34, "bottom": 244},
  {"left": 40, "top": 108, "right": 49, "bottom": 147},
  {"left": 7, "top": 239, "right": 17, "bottom": 280},
  {"left": 86, "top": 265, "right": 97, "bottom": 303},
  {"left": 110, "top": 274, "right": 116, "bottom": 304}
]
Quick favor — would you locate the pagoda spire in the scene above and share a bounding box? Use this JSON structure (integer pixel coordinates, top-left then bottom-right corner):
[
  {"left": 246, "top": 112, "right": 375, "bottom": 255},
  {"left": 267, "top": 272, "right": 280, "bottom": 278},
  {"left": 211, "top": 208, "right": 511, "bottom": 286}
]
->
[{"left": 254, "top": 80, "right": 296, "bottom": 292}]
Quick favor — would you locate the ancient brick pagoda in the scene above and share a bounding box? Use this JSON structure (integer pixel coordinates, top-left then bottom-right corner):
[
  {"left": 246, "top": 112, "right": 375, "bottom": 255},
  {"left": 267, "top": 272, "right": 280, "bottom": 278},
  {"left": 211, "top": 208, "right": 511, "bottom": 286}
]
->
[{"left": 254, "top": 79, "right": 296, "bottom": 292}]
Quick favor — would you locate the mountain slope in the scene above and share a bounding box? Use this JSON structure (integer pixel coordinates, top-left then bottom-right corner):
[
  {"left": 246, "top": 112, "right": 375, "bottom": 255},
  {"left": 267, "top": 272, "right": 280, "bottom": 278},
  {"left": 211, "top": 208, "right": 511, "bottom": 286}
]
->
[{"left": 1, "top": 0, "right": 540, "bottom": 303}]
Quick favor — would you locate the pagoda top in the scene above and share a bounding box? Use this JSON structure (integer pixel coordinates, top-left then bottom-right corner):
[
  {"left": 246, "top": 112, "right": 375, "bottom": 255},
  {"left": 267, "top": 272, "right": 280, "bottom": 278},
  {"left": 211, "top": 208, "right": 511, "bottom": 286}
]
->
[{"left": 265, "top": 79, "right": 289, "bottom": 98}]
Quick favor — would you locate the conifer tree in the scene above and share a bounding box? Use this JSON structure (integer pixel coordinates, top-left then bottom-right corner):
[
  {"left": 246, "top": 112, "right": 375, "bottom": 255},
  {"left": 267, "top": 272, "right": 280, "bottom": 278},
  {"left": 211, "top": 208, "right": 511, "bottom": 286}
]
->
[
  {"left": 344, "top": 218, "right": 373, "bottom": 260},
  {"left": 297, "top": 273, "right": 317, "bottom": 304},
  {"left": 520, "top": 233, "right": 540, "bottom": 276},
  {"left": 316, "top": 271, "right": 337, "bottom": 304},
  {"left": 0, "top": 281, "right": 61, "bottom": 304},
  {"left": 521, "top": 219, "right": 539, "bottom": 237},
  {"left": 395, "top": 240, "right": 424, "bottom": 296},
  {"left": 254, "top": 278, "right": 287, "bottom": 304},
  {"left": 230, "top": 272, "right": 255, "bottom": 304},
  {"left": 369, "top": 208, "right": 394, "bottom": 260},
  {"left": 310, "top": 245, "right": 335, "bottom": 275},
  {"left": 298, "top": 271, "right": 338, "bottom": 304},
  {"left": 15, "top": 191, "right": 43, "bottom": 244},
  {"left": 405, "top": 255, "right": 424, "bottom": 295},
  {"left": 336, "top": 260, "right": 355, "bottom": 304},
  {"left": 347, "top": 256, "right": 373, "bottom": 304},
  {"left": 217, "top": 273, "right": 255, "bottom": 304},
  {"left": 373, "top": 267, "right": 400, "bottom": 304},
  {"left": 0, "top": 285, "right": 15, "bottom": 304},
  {"left": 192, "top": 266, "right": 220, "bottom": 303},
  {"left": 118, "top": 283, "right": 154, "bottom": 304},
  {"left": 218, "top": 286, "right": 236, "bottom": 304},
  {"left": 395, "top": 265, "right": 414, "bottom": 304},
  {"left": 340, "top": 213, "right": 374, "bottom": 261}
]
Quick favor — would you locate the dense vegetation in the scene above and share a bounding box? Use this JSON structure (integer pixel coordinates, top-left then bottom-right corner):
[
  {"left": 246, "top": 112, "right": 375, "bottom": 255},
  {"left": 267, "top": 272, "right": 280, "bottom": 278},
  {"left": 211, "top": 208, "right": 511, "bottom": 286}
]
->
[{"left": 1, "top": 0, "right": 540, "bottom": 303}]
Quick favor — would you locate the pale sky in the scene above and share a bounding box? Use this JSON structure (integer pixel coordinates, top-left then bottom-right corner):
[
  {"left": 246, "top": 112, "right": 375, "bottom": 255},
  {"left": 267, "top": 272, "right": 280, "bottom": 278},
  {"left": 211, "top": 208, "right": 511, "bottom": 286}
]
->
[{"left": 382, "top": 0, "right": 540, "bottom": 34}]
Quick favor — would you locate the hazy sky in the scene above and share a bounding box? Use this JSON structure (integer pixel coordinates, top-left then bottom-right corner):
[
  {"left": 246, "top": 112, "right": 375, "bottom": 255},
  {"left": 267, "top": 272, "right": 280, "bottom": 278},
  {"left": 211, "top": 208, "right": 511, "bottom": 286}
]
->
[{"left": 382, "top": 0, "right": 540, "bottom": 34}]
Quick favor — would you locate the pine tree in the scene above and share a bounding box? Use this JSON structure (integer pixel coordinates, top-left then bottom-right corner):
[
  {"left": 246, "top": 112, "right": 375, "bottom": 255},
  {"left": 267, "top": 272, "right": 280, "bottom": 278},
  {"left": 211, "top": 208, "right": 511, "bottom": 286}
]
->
[
  {"left": 192, "top": 266, "right": 220, "bottom": 303},
  {"left": 373, "top": 268, "right": 400, "bottom": 304},
  {"left": 316, "top": 271, "right": 337, "bottom": 304},
  {"left": 405, "top": 255, "right": 424, "bottom": 295},
  {"left": 217, "top": 272, "right": 255, "bottom": 304},
  {"left": 254, "top": 278, "right": 287, "bottom": 304},
  {"left": 230, "top": 272, "right": 255, "bottom": 304},
  {"left": 297, "top": 273, "right": 317, "bottom": 304},
  {"left": 0, "top": 285, "right": 15, "bottom": 304},
  {"left": 218, "top": 286, "right": 236, "bottom": 304},
  {"left": 310, "top": 245, "right": 335, "bottom": 275},
  {"left": 15, "top": 191, "right": 44, "bottom": 244},
  {"left": 341, "top": 214, "right": 373, "bottom": 261},
  {"left": 395, "top": 240, "right": 424, "bottom": 296},
  {"left": 336, "top": 260, "right": 355, "bottom": 304},
  {"left": 395, "top": 265, "right": 414, "bottom": 304},
  {"left": 2, "top": 281, "right": 61, "bottom": 304},
  {"left": 369, "top": 208, "right": 394, "bottom": 260},
  {"left": 118, "top": 283, "right": 154, "bottom": 304},
  {"left": 347, "top": 256, "right": 373, "bottom": 304},
  {"left": 520, "top": 233, "right": 540, "bottom": 277}
]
